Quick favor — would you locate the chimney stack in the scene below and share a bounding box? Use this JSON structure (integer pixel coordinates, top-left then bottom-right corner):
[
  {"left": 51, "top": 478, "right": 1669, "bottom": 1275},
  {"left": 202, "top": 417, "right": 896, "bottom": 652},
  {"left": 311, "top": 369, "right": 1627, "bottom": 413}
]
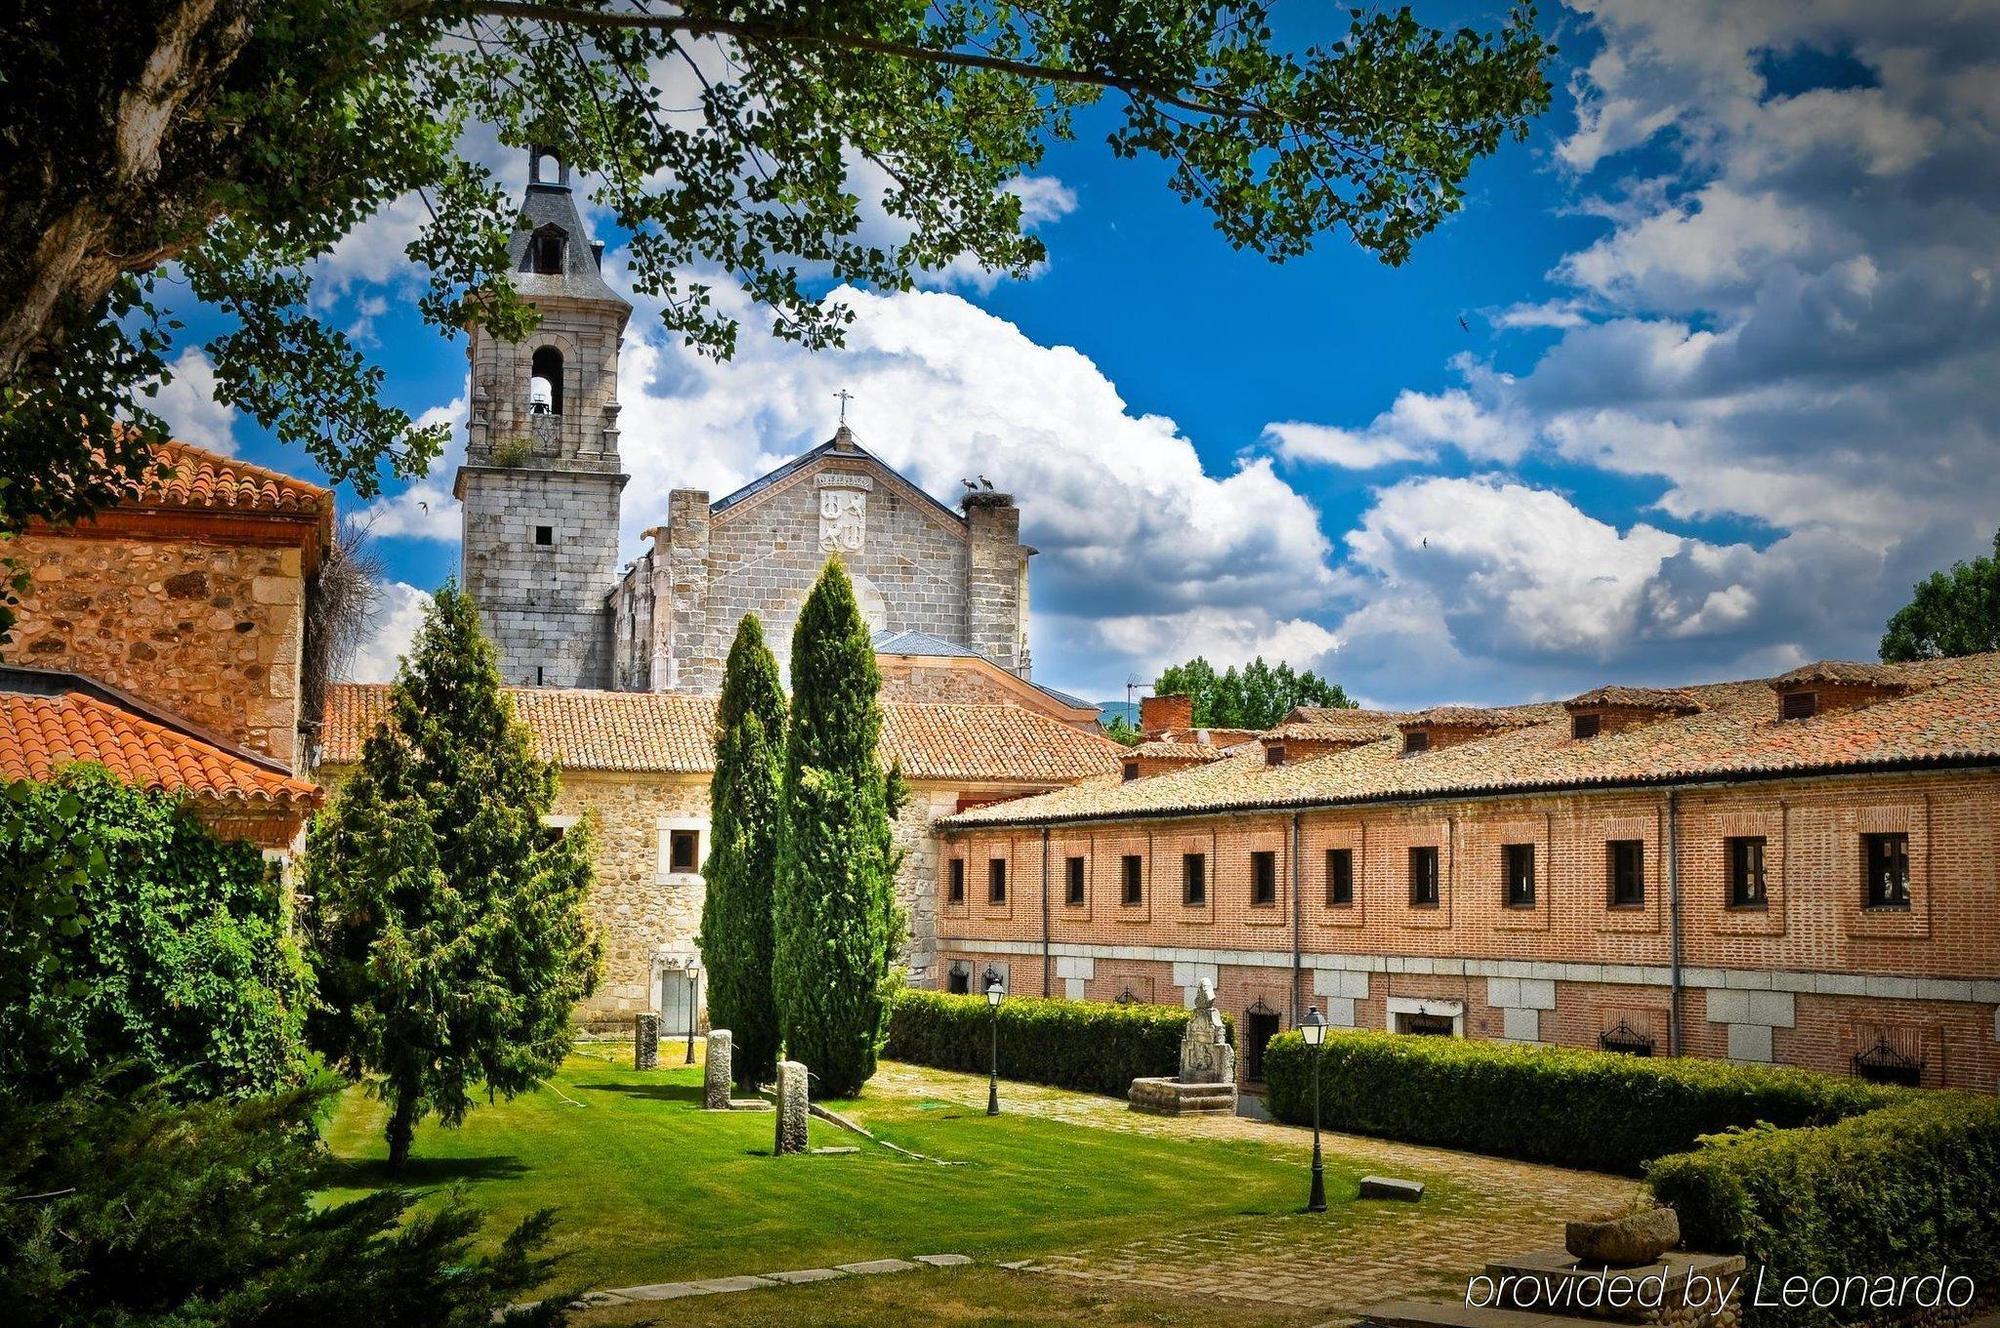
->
[{"left": 1140, "top": 693, "right": 1194, "bottom": 737}]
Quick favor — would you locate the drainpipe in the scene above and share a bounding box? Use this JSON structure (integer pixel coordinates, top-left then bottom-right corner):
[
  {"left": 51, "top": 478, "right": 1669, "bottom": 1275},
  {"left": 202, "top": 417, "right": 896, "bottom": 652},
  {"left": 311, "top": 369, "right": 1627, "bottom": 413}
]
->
[
  {"left": 1290, "top": 812, "right": 1303, "bottom": 1025},
  {"left": 1667, "top": 787, "right": 1683, "bottom": 1056},
  {"left": 1040, "top": 825, "right": 1052, "bottom": 997}
]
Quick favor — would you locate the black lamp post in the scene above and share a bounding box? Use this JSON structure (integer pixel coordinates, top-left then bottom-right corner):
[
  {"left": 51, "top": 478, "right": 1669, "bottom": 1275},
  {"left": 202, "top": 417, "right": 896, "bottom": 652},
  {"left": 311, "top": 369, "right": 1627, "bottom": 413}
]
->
[
  {"left": 984, "top": 968, "right": 1004, "bottom": 1116},
  {"left": 684, "top": 960, "right": 702, "bottom": 1065},
  {"left": 1300, "top": 1006, "right": 1327, "bottom": 1213}
]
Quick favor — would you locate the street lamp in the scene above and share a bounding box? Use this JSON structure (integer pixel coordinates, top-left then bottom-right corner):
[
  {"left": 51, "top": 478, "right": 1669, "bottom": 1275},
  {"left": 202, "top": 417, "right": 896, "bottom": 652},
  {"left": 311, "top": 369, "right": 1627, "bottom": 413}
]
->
[
  {"left": 684, "top": 959, "right": 702, "bottom": 1065},
  {"left": 1300, "top": 1006, "right": 1327, "bottom": 1213},
  {"left": 984, "top": 968, "right": 1004, "bottom": 1116}
]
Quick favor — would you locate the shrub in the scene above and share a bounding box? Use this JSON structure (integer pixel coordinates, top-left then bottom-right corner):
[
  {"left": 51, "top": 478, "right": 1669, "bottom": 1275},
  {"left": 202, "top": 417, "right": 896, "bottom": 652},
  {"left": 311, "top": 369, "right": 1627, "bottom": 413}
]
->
[
  {"left": 1262, "top": 1029, "right": 1900, "bottom": 1174},
  {"left": 885, "top": 989, "right": 1230, "bottom": 1098},
  {"left": 1648, "top": 1094, "right": 2000, "bottom": 1328}
]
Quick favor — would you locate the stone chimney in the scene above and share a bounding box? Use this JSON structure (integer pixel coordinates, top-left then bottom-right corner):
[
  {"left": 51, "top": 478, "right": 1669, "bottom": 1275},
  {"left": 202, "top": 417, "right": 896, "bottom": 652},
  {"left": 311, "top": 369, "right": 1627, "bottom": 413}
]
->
[
  {"left": 1141, "top": 693, "right": 1194, "bottom": 737},
  {"left": 962, "top": 488, "right": 1024, "bottom": 675}
]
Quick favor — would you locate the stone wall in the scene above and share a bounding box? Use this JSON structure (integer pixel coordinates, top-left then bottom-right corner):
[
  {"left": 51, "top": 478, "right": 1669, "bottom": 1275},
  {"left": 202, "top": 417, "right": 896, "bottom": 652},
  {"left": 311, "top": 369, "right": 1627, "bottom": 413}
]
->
[{"left": 7, "top": 530, "right": 307, "bottom": 768}]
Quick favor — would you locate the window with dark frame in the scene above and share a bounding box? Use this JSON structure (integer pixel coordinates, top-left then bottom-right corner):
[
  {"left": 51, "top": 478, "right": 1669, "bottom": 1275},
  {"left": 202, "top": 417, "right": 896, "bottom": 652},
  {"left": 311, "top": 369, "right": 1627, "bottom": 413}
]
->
[
  {"left": 1265, "top": 744, "right": 1286, "bottom": 766},
  {"left": 1780, "top": 689, "right": 1818, "bottom": 720},
  {"left": 1502, "top": 843, "right": 1536, "bottom": 908},
  {"left": 947, "top": 966, "right": 970, "bottom": 995},
  {"left": 1326, "top": 847, "right": 1354, "bottom": 906},
  {"left": 1121, "top": 854, "right": 1143, "bottom": 906},
  {"left": 534, "top": 525, "right": 554, "bottom": 546},
  {"left": 1122, "top": 760, "right": 1139, "bottom": 782},
  {"left": 1409, "top": 845, "right": 1440, "bottom": 907},
  {"left": 988, "top": 857, "right": 1007, "bottom": 905},
  {"left": 1182, "top": 853, "right": 1206, "bottom": 906},
  {"left": 1726, "top": 836, "right": 1767, "bottom": 908},
  {"left": 668, "top": 828, "right": 700, "bottom": 875},
  {"left": 1862, "top": 833, "right": 1911, "bottom": 910},
  {"left": 1403, "top": 730, "right": 1430, "bottom": 754},
  {"left": 947, "top": 857, "right": 965, "bottom": 904},
  {"left": 1250, "top": 850, "right": 1277, "bottom": 906},
  {"left": 1571, "top": 712, "right": 1602, "bottom": 739},
  {"left": 1852, "top": 1035, "right": 1922, "bottom": 1087},
  {"left": 1064, "top": 855, "right": 1086, "bottom": 906},
  {"left": 1607, "top": 840, "right": 1645, "bottom": 907}
]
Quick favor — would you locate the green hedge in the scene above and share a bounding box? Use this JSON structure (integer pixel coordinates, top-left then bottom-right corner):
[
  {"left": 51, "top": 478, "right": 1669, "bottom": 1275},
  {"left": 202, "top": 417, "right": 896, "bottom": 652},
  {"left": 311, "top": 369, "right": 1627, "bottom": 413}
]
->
[
  {"left": 884, "top": 989, "right": 1230, "bottom": 1098},
  {"left": 1648, "top": 1094, "right": 2000, "bottom": 1328},
  {"left": 1262, "top": 1029, "right": 1900, "bottom": 1174}
]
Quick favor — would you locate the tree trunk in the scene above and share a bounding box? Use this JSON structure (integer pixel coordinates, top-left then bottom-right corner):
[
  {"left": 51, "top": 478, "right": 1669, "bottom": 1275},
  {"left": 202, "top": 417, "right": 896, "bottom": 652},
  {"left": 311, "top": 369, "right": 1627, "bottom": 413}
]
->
[{"left": 385, "top": 1091, "right": 419, "bottom": 1175}]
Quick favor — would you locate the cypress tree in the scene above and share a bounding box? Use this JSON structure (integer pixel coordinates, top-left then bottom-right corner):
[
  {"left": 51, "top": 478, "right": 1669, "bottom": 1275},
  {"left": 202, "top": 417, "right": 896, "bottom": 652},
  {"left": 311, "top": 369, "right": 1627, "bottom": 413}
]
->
[
  {"left": 697, "top": 614, "right": 788, "bottom": 1091},
  {"left": 773, "top": 560, "right": 903, "bottom": 1096},
  {"left": 303, "top": 584, "right": 600, "bottom": 1172}
]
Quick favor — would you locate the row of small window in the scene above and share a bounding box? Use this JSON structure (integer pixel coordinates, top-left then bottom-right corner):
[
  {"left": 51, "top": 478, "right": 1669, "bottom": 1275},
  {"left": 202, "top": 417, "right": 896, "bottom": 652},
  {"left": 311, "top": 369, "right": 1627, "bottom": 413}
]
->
[{"left": 947, "top": 831, "right": 1914, "bottom": 913}]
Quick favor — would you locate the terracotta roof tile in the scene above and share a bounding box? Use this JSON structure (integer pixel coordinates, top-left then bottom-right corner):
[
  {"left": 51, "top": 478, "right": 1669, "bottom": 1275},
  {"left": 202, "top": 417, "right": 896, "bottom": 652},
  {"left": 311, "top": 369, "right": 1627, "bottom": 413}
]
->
[
  {"left": 1398, "top": 705, "right": 1545, "bottom": 731},
  {"left": 1565, "top": 685, "right": 1704, "bottom": 713},
  {"left": 112, "top": 439, "right": 331, "bottom": 516},
  {"left": 1769, "top": 659, "right": 1911, "bottom": 690},
  {"left": 944, "top": 652, "right": 2000, "bottom": 828},
  {"left": 0, "top": 691, "right": 319, "bottom": 807},
  {"left": 1131, "top": 740, "right": 1226, "bottom": 761},
  {"left": 323, "top": 684, "right": 1122, "bottom": 785}
]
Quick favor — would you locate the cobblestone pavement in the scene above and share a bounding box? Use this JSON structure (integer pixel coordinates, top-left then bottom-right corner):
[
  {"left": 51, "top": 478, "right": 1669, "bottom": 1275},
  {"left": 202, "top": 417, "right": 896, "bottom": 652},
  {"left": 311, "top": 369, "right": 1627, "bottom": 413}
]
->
[{"left": 865, "top": 1063, "right": 1640, "bottom": 1324}]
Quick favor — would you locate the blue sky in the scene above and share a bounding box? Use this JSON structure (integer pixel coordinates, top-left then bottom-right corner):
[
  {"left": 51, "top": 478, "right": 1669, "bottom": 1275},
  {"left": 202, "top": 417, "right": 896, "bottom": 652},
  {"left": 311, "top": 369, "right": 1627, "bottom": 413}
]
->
[{"left": 153, "top": 1, "right": 2000, "bottom": 708}]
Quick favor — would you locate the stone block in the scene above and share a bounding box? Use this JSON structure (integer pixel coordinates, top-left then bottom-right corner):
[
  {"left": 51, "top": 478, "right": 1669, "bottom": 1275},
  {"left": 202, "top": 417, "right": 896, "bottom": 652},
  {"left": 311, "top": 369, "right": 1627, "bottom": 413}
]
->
[
  {"left": 1705, "top": 990, "right": 1749, "bottom": 1024},
  {"left": 1565, "top": 1205, "right": 1679, "bottom": 1267},
  {"left": 704, "top": 1028, "right": 733, "bottom": 1109},
  {"left": 1745, "top": 990, "right": 1795, "bottom": 1028},
  {"left": 914, "top": 1254, "right": 972, "bottom": 1267},
  {"left": 1726, "top": 1023, "right": 1773, "bottom": 1063},
  {"left": 1358, "top": 1175, "right": 1425, "bottom": 1202},
  {"left": 774, "top": 1060, "right": 809, "bottom": 1155},
  {"left": 1487, "top": 977, "right": 1520, "bottom": 1008},
  {"left": 633, "top": 1011, "right": 660, "bottom": 1071},
  {"left": 1325, "top": 997, "right": 1356, "bottom": 1027},
  {"left": 1517, "top": 978, "right": 1557, "bottom": 1010},
  {"left": 1502, "top": 1007, "right": 1541, "bottom": 1042},
  {"left": 766, "top": 1268, "right": 848, "bottom": 1285},
  {"left": 836, "top": 1259, "right": 919, "bottom": 1276},
  {"left": 1723, "top": 969, "right": 1773, "bottom": 990}
]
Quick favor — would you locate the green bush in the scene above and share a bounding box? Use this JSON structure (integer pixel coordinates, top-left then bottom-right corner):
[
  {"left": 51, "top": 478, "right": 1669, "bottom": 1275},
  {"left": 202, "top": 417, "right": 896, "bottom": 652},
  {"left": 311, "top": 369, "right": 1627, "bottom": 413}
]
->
[
  {"left": 884, "top": 989, "right": 1230, "bottom": 1098},
  {"left": 1648, "top": 1094, "right": 2000, "bottom": 1328},
  {"left": 1262, "top": 1029, "right": 1900, "bottom": 1174}
]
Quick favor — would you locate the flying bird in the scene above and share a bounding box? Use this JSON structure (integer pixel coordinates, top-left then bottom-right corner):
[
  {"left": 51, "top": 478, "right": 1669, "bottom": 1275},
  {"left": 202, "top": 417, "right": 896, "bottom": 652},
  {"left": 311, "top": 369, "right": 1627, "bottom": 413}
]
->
[{"left": 1458, "top": 314, "right": 1470, "bottom": 333}]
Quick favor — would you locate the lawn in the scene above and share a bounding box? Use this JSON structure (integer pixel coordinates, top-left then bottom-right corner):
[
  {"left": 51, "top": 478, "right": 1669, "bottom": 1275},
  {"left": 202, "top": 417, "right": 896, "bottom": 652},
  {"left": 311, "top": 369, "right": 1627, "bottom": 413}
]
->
[{"left": 320, "top": 1043, "right": 1433, "bottom": 1296}]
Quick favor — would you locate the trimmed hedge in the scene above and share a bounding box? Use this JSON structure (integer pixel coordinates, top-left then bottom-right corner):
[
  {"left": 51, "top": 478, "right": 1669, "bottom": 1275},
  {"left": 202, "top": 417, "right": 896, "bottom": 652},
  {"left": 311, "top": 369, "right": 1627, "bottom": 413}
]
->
[
  {"left": 884, "top": 989, "right": 1231, "bottom": 1098},
  {"left": 1648, "top": 1094, "right": 2000, "bottom": 1328},
  {"left": 1262, "top": 1029, "right": 1901, "bottom": 1175}
]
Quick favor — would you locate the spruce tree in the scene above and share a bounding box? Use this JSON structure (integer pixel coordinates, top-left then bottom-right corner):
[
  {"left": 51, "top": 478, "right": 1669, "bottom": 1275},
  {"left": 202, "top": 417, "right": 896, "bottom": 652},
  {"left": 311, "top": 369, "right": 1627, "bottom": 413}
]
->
[
  {"left": 303, "top": 584, "right": 600, "bottom": 1172},
  {"left": 697, "top": 614, "right": 788, "bottom": 1091},
  {"left": 773, "top": 560, "right": 903, "bottom": 1097}
]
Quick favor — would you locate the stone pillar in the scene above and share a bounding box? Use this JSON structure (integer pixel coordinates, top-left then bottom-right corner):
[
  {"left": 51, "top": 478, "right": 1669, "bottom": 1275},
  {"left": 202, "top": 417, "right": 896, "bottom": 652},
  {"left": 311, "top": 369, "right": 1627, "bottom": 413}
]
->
[
  {"left": 704, "top": 1028, "right": 734, "bottom": 1110},
  {"left": 962, "top": 491, "right": 1023, "bottom": 674},
  {"left": 774, "top": 1060, "right": 808, "bottom": 1155},
  {"left": 664, "top": 489, "right": 713, "bottom": 691},
  {"left": 634, "top": 1011, "right": 660, "bottom": 1071}
]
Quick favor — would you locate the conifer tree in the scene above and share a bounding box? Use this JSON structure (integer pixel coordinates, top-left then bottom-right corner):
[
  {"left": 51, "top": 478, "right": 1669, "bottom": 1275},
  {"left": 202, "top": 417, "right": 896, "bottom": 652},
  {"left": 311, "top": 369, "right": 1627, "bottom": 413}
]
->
[
  {"left": 697, "top": 614, "right": 788, "bottom": 1091},
  {"left": 774, "top": 561, "right": 903, "bottom": 1096},
  {"left": 303, "top": 584, "right": 599, "bottom": 1172}
]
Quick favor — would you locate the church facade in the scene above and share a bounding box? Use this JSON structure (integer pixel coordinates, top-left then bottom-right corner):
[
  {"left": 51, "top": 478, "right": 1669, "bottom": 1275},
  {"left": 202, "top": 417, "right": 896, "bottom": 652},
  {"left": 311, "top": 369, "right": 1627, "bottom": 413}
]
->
[{"left": 456, "top": 149, "right": 1034, "bottom": 694}]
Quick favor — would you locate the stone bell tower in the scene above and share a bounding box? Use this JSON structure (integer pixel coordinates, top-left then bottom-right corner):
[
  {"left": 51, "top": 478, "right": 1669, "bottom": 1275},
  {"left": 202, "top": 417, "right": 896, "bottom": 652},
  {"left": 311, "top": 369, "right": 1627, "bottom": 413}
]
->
[{"left": 456, "top": 145, "right": 630, "bottom": 688}]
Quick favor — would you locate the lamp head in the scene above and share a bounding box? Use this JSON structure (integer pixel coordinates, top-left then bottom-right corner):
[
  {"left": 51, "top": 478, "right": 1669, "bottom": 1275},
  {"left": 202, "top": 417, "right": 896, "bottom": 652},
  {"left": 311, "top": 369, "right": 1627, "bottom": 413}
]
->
[{"left": 1300, "top": 1006, "right": 1327, "bottom": 1047}]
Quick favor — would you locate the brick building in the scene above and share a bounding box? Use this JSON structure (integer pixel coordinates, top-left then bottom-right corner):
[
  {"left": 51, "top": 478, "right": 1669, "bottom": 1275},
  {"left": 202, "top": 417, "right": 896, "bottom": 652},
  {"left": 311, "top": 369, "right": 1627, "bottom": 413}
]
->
[
  {"left": 0, "top": 441, "right": 329, "bottom": 850},
  {"left": 937, "top": 659, "right": 2000, "bottom": 1092},
  {"left": 320, "top": 682, "right": 1120, "bottom": 1029}
]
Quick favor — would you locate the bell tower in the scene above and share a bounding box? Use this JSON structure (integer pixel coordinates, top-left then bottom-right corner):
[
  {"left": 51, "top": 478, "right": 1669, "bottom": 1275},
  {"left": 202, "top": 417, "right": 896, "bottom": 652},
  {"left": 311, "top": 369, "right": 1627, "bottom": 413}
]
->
[{"left": 456, "top": 145, "right": 630, "bottom": 688}]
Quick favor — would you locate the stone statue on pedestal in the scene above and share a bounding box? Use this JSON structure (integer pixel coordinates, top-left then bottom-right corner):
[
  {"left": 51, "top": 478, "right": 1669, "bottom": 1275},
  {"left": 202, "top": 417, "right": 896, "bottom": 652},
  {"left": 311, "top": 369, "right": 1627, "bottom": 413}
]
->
[{"left": 1179, "top": 978, "right": 1236, "bottom": 1085}]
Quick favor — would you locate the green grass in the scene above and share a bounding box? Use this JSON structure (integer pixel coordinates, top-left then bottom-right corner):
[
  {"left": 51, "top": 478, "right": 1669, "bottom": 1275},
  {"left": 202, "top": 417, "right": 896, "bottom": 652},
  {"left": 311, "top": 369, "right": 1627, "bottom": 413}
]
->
[{"left": 320, "top": 1046, "right": 1421, "bottom": 1295}]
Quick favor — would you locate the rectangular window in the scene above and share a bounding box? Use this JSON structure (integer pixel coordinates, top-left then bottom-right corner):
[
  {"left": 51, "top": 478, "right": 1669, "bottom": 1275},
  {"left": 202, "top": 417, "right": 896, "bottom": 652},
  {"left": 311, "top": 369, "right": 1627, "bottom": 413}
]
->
[
  {"left": 668, "top": 828, "right": 701, "bottom": 875},
  {"left": 1121, "top": 854, "right": 1143, "bottom": 907},
  {"left": 1250, "top": 850, "right": 1278, "bottom": 906},
  {"left": 534, "top": 525, "right": 554, "bottom": 546},
  {"left": 1862, "top": 833, "right": 1911, "bottom": 910},
  {"left": 947, "top": 966, "right": 970, "bottom": 995},
  {"left": 1064, "top": 855, "right": 1086, "bottom": 906},
  {"left": 1780, "top": 690, "right": 1818, "bottom": 720},
  {"left": 1265, "top": 744, "right": 1286, "bottom": 766},
  {"left": 1182, "top": 853, "right": 1206, "bottom": 906},
  {"left": 948, "top": 857, "right": 965, "bottom": 904},
  {"left": 1326, "top": 847, "right": 1354, "bottom": 906},
  {"left": 1408, "top": 845, "right": 1440, "bottom": 907},
  {"left": 1571, "top": 712, "right": 1601, "bottom": 739},
  {"left": 1402, "top": 730, "right": 1430, "bottom": 754},
  {"left": 1502, "top": 843, "right": 1535, "bottom": 908},
  {"left": 1607, "top": 840, "right": 1644, "bottom": 908},
  {"left": 1122, "top": 760, "right": 1139, "bottom": 782},
  {"left": 1726, "top": 836, "right": 1767, "bottom": 909},
  {"left": 988, "top": 857, "right": 1007, "bottom": 905}
]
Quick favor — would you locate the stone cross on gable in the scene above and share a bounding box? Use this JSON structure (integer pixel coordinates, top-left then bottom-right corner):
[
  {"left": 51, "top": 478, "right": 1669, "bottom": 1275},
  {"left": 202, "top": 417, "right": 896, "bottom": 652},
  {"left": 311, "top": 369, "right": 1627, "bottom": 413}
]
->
[{"left": 834, "top": 388, "right": 853, "bottom": 424}]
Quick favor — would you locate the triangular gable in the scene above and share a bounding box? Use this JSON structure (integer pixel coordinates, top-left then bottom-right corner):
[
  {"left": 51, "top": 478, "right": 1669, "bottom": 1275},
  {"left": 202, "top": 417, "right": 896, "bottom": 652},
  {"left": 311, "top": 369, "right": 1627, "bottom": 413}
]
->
[{"left": 708, "top": 430, "right": 967, "bottom": 535}]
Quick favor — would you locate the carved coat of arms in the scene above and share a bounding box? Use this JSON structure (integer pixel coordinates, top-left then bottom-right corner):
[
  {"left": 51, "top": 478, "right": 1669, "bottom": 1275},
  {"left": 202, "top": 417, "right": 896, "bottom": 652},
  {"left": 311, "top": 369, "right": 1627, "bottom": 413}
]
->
[{"left": 819, "top": 489, "right": 866, "bottom": 553}]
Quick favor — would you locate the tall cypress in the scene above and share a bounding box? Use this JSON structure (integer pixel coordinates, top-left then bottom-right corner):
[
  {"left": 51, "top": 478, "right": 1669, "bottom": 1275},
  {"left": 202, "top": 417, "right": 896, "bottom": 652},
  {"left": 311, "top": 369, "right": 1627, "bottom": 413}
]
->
[
  {"left": 697, "top": 614, "right": 788, "bottom": 1091},
  {"left": 773, "top": 560, "right": 903, "bottom": 1096}
]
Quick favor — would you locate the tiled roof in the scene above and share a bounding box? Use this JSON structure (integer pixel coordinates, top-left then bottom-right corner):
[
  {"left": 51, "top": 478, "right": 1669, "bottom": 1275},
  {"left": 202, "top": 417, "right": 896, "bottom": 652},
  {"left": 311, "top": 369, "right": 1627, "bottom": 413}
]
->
[
  {"left": 113, "top": 440, "right": 330, "bottom": 516},
  {"left": 1131, "top": 740, "right": 1226, "bottom": 761},
  {"left": 1265, "top": 711, "right": 1407, "bottom": 742},
  {"left": 1565, "top": 685, "right": 1703, "bottom": 713},
  {"left": 1400, "top": 705, "right": 1543, "bottom": 731},
  {"left": 0, "top": 690, "right": 319, "bottom": 806},
  {"left": 1769, "top": 659, "right": 1911, "bottom": 690},
  {"left": 322, "top": 684, "right": 1122, "bottom": 785},
  {"left": 943, "top": 653, "right": 2000, "bottom": 828},
  {"left": 873, "top": 629, "right": 980, "bottom": 658}
]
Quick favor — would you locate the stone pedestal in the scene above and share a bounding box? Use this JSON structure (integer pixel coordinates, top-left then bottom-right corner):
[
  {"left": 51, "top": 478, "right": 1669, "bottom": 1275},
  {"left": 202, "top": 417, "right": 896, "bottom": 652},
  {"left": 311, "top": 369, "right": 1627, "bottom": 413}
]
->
[
  {"left": 633, "top": 1011, "right": 660, "bottom": 1071},
  {"left": 1128, "top": 976, "right": 1237, "bottom": 1115},
  {"left": 704, "top": 1029, "right": 734, "bottom": 1110},
  {"left": 1128, "top": 1076, "right": 1238, "bottom": 1115},
  {"left": 774, "top": 1060, "right": 808, "bottom": 1155}
]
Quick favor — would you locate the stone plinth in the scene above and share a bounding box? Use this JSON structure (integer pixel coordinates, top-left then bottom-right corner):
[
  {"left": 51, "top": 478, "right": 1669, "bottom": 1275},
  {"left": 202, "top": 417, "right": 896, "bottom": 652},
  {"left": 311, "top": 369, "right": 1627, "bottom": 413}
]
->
[
  {"left": 1483, "top": 1249, "right": 1746, "bottom": 1326},
  {"left": 704, "top": 1029, "right": 733, "bottom": 1110},
  {"left": 633, "top": 1011, "right": 660, "bottom": 1071},
  {"left": 774, "top": 1060, "right": 809, "bottom": 1155},
  {"left": 1128, "top": 1076, "right": 1238, "bottom": 1116},
  {"left": 1359, "top": 1175, "right": 1425, "bottom": 1202}
]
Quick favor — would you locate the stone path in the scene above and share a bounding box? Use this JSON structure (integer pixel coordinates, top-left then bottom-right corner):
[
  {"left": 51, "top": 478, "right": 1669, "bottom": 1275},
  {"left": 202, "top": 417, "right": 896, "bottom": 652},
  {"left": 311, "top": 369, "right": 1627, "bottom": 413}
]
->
[
  {"left": 864, "top": 1062, "right": 1639, "bottom": 1325},
  {"left": 571, "top": 1253, "right": 972, "bottom": 1309}
]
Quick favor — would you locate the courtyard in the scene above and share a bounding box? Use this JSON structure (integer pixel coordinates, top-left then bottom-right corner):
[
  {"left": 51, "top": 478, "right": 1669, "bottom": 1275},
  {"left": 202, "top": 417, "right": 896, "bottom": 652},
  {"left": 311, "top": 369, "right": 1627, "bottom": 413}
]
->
[{"left": 323, "top": 1046, "right": 1635, "bottom": 1324}]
